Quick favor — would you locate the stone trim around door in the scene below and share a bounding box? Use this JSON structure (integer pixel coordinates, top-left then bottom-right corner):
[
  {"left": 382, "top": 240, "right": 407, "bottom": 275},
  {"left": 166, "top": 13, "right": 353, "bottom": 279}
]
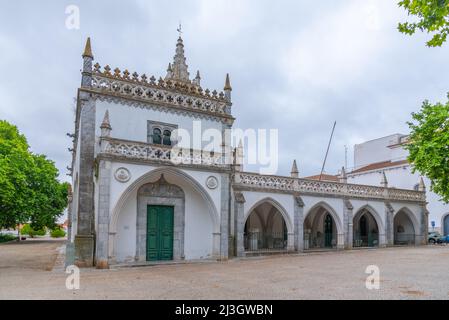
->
[{"left": 135, "top": 174, "right": 185, "bottom": 262}]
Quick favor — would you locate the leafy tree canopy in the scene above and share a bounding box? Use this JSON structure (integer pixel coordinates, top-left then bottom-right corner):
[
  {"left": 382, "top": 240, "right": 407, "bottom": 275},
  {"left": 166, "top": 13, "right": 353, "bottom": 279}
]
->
[
  {"left": 0, "top": 120, "right": 69, "bottom": 230},
  {"left": 398, "top": 0, "right": 449, "bottom": 47},
  {"left": 405, "top": 97, "right": 449, "bottom": 202}
]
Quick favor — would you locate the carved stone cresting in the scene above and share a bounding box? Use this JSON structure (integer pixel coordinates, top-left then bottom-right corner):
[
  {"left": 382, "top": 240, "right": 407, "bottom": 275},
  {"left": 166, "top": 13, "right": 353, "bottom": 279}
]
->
[
  {"left": 114, "top": 167, "right": 131, "bottom": 183},
  {"left": 232, "top": 172, "right": 426, "bottom": 202},
  {"left": 206, "top": 176, "right": 219, "bottom": 190},
  {"left": 100, "top": 137, "right": 226, "bottom": 168}
]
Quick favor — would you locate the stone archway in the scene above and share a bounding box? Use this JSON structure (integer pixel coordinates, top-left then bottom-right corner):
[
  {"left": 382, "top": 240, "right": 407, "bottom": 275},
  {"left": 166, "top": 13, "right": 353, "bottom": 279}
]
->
[
  {"left": 304, "top": 202, "right": 343, "bottom": 250},
  {"left": 442, "top": 213, "right": 449, "bottom": 236},
  {"left": 109, "top": 167, "right": 221, "bottom": 263},
  {"left": 394, "top": 208, "right": 418, "bottom": 246},
  {"left": 243, "top": 198, "right": 294, "bottom": 252},
  {"left": 353, "top": 206, "right": 382, "bottom": 247}
]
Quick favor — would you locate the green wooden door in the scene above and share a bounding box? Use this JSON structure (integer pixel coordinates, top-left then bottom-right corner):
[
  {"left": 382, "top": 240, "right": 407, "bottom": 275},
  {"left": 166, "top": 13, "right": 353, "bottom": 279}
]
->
[{"left": 146, "top": 205, "right": 174, "bottom": 261}]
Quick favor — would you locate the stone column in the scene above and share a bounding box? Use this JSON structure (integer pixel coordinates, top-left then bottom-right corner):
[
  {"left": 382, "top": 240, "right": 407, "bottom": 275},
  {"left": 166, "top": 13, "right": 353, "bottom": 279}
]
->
[
  {"left": 385, "top": 202, "right": 394, "bottom": 246},
  {"left": 234, "top": 192, "right": 246, "bottom": 257},
  {"left": 420, "top": 205, "right": 429, "bottom": 245},
  {"left": 74, "top": 91, "right": 96, "bottom": 268},
  {"left": 294, "top": 195, "right": 305, "bottom": 252},
  {"left": 219, "top": 173, "right": 230, "bottom": 260},
  {"left": 344, "top": 199, "right": 353, "bottom": 249},
  {"left": 95, "top": 159, "right": 111, "bottom": 269}
]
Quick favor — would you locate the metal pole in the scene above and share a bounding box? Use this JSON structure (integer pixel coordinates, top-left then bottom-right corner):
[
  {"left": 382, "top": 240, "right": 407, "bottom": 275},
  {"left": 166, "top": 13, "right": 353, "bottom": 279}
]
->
[{"left": 319, "top": 121, "right": 336, "bottom": 181}]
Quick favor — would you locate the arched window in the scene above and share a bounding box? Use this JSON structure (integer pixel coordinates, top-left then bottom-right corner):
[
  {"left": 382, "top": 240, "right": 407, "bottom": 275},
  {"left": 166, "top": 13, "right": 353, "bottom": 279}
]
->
[
  {"left": 152, "top": 128, "right": 161, "bottom": 144},
  {"left": 163, "top": 130, "right": 171, "bottom": 146}
]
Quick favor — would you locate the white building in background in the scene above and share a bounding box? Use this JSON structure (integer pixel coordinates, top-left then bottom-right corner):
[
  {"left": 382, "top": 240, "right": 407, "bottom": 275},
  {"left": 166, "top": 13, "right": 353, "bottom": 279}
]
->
[{"left": 346, "top": 134, "right": 449, "bottom": 235}]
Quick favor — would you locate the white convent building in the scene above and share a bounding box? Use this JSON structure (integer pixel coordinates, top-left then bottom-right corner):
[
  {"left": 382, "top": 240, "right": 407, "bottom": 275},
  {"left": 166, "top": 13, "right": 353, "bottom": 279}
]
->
[
  {"left": 346, "top": 134, "right": 449, "bottom": 236},
  {"left": 67, "top": 35, "right": 428, "bottom": 268}
]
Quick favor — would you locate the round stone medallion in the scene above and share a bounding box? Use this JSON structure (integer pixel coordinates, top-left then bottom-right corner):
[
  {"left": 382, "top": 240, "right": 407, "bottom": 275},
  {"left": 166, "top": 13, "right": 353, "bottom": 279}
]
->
[
  {"left": 206, "top": 176, "right": 218, "bottom": 189},
  {"left": 114, "top": 167, "right": 131, "bottom": 183}
]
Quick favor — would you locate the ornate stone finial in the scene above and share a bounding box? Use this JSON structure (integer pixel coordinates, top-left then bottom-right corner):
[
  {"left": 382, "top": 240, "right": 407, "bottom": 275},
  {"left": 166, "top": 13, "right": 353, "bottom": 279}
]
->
[
  {"left": 339, "top": 166, "right": 347, "bottom": 183},
  {"left": 381, "top": 171, "right": 388, "bottom": 188},
  {"left": 82, "top": 37, "right": 93, "bottom": 58},
  {"left": 418, "top": 176, "right": 426, "bottom": 192},
  {"left": 192, "top": 70, "right": 201, "bottom": 86},
  {"left": 291, "top": 160, "right": 299, "bottom": 178},
  {"left": 166, "top": 35, "right": 190, "bottom": 82},
  {"left": 224, "top": 73, "right": 232, "bottom": 91},
  {"left": 100, "top": 110, "right": 112, "bottom": 137},
  {"left": 235, "top": 139, "right": 244, "bottom": 172}
]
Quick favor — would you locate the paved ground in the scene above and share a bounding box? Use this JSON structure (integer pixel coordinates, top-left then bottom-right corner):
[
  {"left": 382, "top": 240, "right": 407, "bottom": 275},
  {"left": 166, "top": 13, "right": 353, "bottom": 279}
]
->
[{"left": 1, "top": 239, "right": 449, "bottom": 299}]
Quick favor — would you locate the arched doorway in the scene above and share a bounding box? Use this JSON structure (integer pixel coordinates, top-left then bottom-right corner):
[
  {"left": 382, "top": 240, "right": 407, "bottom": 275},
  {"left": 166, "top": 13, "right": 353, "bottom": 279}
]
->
[
  {"left": 394, "top": 209, "right": 416, "bottom": 245},
  {"left": 353, "top": 208, "right": 379, "bottom": 247},
  {"left": 110, "top": 168, "right": 220, "bottom": 263},
  {"left": 443, "top": 214, "right": 449, "bottom": 236},
  {"left": 244, "top": 201, "right": 290, "bottom": 252},
  {"left": 304, "top": 203, "right": 342, "bottom": 249}
]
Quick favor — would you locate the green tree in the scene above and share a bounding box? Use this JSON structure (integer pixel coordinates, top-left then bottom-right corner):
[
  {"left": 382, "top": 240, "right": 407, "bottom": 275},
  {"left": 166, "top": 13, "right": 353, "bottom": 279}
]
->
[
  {"left": 0, "top": 120, "right": 69, "bottom": 232},
  {"left": 398, "top": 0, "right": 449, "bottom": 47},
  {"left": 405, "top": 97, "right": 449, "bottom": 202}
]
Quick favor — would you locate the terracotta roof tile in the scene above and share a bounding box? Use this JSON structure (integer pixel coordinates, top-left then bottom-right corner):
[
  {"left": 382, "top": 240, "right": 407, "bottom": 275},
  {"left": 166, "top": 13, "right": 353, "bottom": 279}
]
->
[
  {"left": 350, "top": 159, "right": 409, "bottom": 174},
  {"left": 304, "top": 173, "right": 339, "bottom": 182}
]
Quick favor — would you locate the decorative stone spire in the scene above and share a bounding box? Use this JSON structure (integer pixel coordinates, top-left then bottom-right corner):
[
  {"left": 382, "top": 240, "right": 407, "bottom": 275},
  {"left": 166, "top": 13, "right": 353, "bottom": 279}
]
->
[
  {"left": 291, "top": 160, "right": 299, "bottom": 178},
  {"left": 235, "top": 139, "right": 244, "bottom": 172},
  {"left": 81, "top": 37, "right": 93, "bottom": 88},
  {"left": 192, "top": 70, "right": 201, "bottom": 86},
  {"left": 418, "top": 176, "right": 426, "bottom": 192},
  {"left": 100, "top": 110, "right": 112, "bottom": 137},
  {"left": 165, "top": 63, "right": 173, "bottom": 79},
  {"left": 339, "top": 166, "right": 347, "bottom": 183},
  {"left": 380, "top": 171, "right": 388, "bottom": 188},
  {"left": 167, "top": 36, "right": 190, "bottom": 82},
  {"left": 82, "top": 37, "right": 93, "bottom": 58},
  {"left": 224, "top": 73, "right": 232, "bottom": 101}
]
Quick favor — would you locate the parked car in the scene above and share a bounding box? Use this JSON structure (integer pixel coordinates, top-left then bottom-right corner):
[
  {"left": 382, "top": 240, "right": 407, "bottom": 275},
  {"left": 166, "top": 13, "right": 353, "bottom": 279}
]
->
[
  {"left": 438, "top": 235, "right": 449, "bottom": 244},
  {"left": 428, "top": 232, "right": 443, "bottom": 244}
]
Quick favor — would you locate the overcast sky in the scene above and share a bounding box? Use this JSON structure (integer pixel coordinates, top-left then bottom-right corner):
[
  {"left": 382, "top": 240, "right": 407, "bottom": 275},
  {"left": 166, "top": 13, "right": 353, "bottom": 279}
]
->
[{"left": 1, "top": 0, "right": 449, "bottom": 182}]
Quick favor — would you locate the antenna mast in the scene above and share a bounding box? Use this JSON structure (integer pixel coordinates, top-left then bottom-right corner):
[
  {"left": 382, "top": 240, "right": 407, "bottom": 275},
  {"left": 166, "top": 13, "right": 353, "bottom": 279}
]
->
[{"left": 319, "top": 121, "right": 337, "bottom": 181}]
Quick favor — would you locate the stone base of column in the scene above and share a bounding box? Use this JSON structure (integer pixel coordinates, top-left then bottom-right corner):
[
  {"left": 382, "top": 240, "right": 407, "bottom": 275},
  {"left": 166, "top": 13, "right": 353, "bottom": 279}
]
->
[
  {"left": 96, "top": 259, "right": 109, "bottom": 269},
  {"left": 65, "top": 242, "right": 75, "bottom": 267},
  {"left": 74, "top": 234, "right": 95, "bottom": 267}
]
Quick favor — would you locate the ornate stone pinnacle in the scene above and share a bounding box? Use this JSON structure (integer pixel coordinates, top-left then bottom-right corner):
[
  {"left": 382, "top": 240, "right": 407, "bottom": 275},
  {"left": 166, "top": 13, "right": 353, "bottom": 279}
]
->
[
  {"left": 291, "top": 160, "right": 299, "bottom": 178},
  {"left": 82, "top": 37, "right": 93, "bottom": 58},
  {"left": 381, "top": 171, "right": 388, "bottom": 188},
  {"left": 418, "top": 177, "right": 426, "bottom": 191},
  {"left": 100, "top": 110, "right": 112, "bottom": 136},
  {"left": 339, "top": 166, "right": 347, "bottom": 183},
  {"left": 224, "top": 73, "right": 232, "bottom": 91}
]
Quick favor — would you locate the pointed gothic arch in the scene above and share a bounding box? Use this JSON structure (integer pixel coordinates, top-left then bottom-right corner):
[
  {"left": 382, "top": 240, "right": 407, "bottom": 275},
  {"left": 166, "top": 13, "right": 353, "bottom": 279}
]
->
[{"left": 304, "top": 201, "right": 343, "bottom": 249}]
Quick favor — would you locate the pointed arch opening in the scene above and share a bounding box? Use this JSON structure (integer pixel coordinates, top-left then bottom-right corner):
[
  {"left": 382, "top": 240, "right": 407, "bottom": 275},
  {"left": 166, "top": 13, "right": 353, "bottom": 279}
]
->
[
  {"left": 394, "top": 208, "right": 418, "bottom": 246},
  {"left": 243, "top": 198, "right": 292, "bottom": 252},
  {"left": 353, "top": 206, "right": 382, "bottom": 248},
  {"left": 304, "top": 202, "right": 343, "bottom": 250}
]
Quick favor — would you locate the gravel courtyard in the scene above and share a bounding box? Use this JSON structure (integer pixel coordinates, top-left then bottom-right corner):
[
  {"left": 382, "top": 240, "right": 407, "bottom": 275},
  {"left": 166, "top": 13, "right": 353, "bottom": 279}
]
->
[{"left": 0, "top": 239, "right": 448, "bottom": 299}]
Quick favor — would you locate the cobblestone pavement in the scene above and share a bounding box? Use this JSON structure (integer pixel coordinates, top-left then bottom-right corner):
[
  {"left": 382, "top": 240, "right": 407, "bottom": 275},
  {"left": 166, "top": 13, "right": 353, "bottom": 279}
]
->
[{"left": 1, "top": 239, "right": 448, "bottom": 300}]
